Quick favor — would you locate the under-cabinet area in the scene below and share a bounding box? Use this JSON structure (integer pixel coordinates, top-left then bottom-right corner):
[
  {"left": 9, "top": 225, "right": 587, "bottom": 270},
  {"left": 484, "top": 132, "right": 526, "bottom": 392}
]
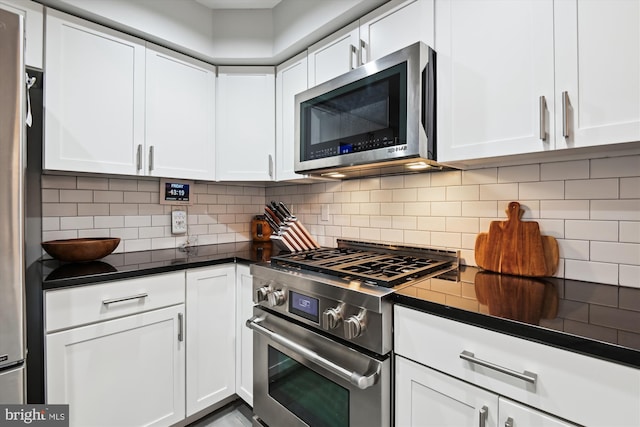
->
[
  {"left": 42, "top": 263, "right": 253, "bottom": 427},
  {"left": 394, "top": 305, "right": 640, "bottom": 427}
]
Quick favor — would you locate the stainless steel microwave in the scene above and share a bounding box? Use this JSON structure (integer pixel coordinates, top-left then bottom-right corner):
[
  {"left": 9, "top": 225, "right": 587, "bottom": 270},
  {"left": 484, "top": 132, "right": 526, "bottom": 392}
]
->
[{"left": 294, "top": 42, "right": 441, "bottom": 178}]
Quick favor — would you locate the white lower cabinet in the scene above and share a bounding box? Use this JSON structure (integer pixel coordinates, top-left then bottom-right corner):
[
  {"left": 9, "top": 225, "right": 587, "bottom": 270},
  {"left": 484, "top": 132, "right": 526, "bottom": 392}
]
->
[
  {"left": 45, "top": 264, "right": 252, "bottom": 427},
  {"left": 235, "top": 263, "right": 254, "bottom": 406},
  {"left": 186, "top": 265, "right": 236, "bottom": 417},
  {"left": 396, "top": 355, "right": 498, "bottom": 427},
  {"left": 499, "top": 397, "right": 577, "bottom": 427},
  {"left": 394, "top": 306, "right": 640, "bottom": 427},
  {"left": 396, "top": 356, "right": 576, "bottom": 427},
  {"left": 46, "top": 304, "right": 186, "bottom": 427}
]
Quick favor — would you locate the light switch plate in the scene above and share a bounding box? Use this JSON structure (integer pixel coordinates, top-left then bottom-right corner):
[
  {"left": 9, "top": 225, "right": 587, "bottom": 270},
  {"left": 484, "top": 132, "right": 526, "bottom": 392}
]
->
[{"left": 171, "top": 210, "right": 187, "bottom": 234}]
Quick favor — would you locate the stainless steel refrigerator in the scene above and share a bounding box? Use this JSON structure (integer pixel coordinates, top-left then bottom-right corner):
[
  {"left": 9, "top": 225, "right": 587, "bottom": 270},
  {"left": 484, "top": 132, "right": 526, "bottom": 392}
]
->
[{"left": 0, "top": 6, "right": 27, "bottom": 404}]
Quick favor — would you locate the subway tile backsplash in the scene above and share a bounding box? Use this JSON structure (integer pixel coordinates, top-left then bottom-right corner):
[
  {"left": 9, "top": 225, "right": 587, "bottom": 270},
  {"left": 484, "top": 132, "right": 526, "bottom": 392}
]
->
[
  {"left": 41, "top": 175, "right": 265, "bottom": 252},
  {"left": 265, "top": 154, "right": 640, "bottom": 289},
  {"left": 41, "top": 154, "right": 640, "bottom": 289}
]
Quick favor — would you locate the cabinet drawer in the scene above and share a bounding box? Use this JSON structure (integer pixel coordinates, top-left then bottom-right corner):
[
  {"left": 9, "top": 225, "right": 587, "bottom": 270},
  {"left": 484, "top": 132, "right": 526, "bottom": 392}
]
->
[
  {"left": 394, "top": 306, "right": 640, "bottom": 427},
  {"left": 46, "top": 272, "right": 185, "bottom": 332}
]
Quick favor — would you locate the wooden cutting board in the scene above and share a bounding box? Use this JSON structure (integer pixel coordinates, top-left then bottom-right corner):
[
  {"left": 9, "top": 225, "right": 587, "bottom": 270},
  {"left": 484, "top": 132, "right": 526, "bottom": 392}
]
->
[{"left": 475, "top": 202, "right": 559, "bottom": 277}]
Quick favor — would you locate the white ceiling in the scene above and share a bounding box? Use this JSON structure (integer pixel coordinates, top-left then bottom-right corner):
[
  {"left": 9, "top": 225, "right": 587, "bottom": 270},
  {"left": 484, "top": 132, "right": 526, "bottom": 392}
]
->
[{"left": 195, "top": 0, "right": 282, "bottom": 9}]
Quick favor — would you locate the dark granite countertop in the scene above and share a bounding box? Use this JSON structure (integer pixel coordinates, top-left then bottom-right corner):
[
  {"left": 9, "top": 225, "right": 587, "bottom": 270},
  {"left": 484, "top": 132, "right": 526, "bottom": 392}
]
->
[
  {"left": 394, "top": 266, "right": 640, "bottom": 369},
  {"left": 39, "top": 241, "right": 275, "bottom": 290},
  {"left": 36, "top": 244, "right": 640, "bottom": 369}
]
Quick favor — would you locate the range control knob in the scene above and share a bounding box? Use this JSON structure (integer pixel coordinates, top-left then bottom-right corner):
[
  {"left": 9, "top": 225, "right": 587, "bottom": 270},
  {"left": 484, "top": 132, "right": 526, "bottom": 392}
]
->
[
  {"left": 267, "top": 289, "right": 286, "bottom": 307},
  {"left": 344, "top": 309, "right": 367, "bottom": 340},
  {"left": 321, "top": 303, "right": 345, "bottom": 330},
  {"left": 255, "top": 286, "right": 271, "bottom": 303}
]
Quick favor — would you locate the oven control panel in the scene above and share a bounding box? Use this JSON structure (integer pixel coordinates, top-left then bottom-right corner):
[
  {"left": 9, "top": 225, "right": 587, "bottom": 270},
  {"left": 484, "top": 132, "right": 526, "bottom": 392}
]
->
[{"left": 251, "top": 276, "right": 389, "bottom": 354}]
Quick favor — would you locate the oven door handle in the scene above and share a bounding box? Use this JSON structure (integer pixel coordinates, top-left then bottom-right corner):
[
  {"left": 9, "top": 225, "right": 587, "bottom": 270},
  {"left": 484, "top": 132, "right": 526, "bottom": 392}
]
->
[{"left": 247, "top": 316, "right": 380, "bottom": 390}]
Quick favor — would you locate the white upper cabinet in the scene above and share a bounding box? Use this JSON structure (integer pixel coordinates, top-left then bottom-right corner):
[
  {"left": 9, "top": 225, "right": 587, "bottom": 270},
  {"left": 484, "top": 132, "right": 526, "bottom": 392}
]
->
[
  {"left": 145, "top": 45, "right": 216, "bottom": 181},
  {"left": 0, "top": 0, "right": 43, "bottom": 69},
  {"left": 554, "top": 0, "right": 640, "bottom": 149},
  {"left": 308, "top": 0, "right": 435, "bottom": 87},
  {"left": 44, "top": 8, "right": 145, "bottom": 176},
  {"left": 216, "top": 66, "right": 275, "bottom": 181},
  {"left": 45, "top": 10, "right": 215, "bottom": 181},
  {"left": 307, "top": 21, "right": 360, "bottom": 86},
  {"left": 437, "top": 0, "right": 640, "bottom": 164},
  {"left": 436, "top": 0, "right": 556, "bottom": 163},
  {"left": 359, "top": 0, "right": 434, "bottom": 63},
  {"left": 275, "top": 52, "right": 308, "bottom": 181}
]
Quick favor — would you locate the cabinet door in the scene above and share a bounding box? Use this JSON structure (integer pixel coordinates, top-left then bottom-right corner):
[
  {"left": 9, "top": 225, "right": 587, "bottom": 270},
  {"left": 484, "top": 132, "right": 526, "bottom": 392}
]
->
[
  {"left": 186, "top": 265, "right": 236, "bottom": 416},
  {"left": 0, "top": 0, "right": 43, "bottom": 69},
  {"left": 46, "top": 304, "right": 186, "bottom": 427},
  {"left": 554, "top": 0, "right": 640, "bottom": 149},
  {"left": 360, "top": 0, "right": 434, "bottom": 64},
  {"left": 216, "top": 66, "right": 275, "bottom": 181},
  {"left": 146, "top": 45, "right": 216, "bottom": 181},
  {"left": 435, "top": 0, "right": 555, "bottom": 163},
  {"left": 275, "top": 52, "right": 308, "bottom": 181},
  {"left": 235, "top": 263, "right": 254, "bottom": 406},
  {"left": 396, "top": 355, "right": 498, "bottom": 427},
  {"left": 44, "top": 9, "right": 145, "bottom": 175},
  {"left": 307, "top": 21, "right": 360, "bottom": 86},
  {"left": 499, "top": 398, "right": 578, "bottom": 427}
]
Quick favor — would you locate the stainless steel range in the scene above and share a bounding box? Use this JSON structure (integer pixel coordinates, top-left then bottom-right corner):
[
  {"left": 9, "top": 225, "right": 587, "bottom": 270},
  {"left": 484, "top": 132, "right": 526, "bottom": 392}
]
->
[{"left": 248, "top": 240, "right": 459, "bottom": 427}]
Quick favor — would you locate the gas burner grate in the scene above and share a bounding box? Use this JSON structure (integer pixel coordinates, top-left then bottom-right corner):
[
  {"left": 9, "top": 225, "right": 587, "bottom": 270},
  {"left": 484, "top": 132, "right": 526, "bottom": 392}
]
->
[{"left": 271, "top": 243, "right": 457, "bottom": 288}]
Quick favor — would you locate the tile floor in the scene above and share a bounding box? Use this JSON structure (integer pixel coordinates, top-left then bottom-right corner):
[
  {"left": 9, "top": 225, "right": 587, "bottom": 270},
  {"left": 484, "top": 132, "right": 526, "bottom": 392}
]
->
[{"left": 188, "top": 400, "right": 253, "bottom": 427}]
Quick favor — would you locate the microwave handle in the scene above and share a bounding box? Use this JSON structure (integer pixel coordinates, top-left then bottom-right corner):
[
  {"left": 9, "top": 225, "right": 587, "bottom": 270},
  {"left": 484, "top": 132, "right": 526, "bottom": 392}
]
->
[{"left": 247, "top": 315, "right": 381, "bottom": 390}]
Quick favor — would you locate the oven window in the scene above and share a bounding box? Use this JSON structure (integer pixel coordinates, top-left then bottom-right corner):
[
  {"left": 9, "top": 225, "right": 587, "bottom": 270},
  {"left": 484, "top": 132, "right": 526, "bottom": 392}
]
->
[{"left": 268, "top": 346, "right": 349, "bottom": 427}]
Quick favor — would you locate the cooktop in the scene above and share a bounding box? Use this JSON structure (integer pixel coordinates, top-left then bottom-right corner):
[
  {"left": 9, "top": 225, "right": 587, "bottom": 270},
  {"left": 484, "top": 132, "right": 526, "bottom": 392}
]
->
[{"left": 270, "top": 240, "right": 459, "bottom": 287}]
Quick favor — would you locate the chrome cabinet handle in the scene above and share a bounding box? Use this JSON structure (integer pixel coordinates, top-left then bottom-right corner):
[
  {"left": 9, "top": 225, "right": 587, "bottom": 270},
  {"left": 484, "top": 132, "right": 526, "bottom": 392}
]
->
[
  {"left": 102, "top": 293, "right": 148, "bottom": 306},
  {"left": 136, "top": 144, "right": 143, "bottom": 171},
  {"left": 479, "top": 406, "right": 488, "bottom": 427},
  {"left": 460, "top": 350, "right": 537, "bottom": 385},
  {"left": 360, "top": 39, "right": 367, "bottom": 65},
  {"left": 562, "top": 91, "right": 570, "bottom": 138},
  {"left": 178, "top": 312, "right": 184, "bottom": 342},
  {"left": 505, "top": 417, "right": 514, "bottom": 427},
  {"left": 247, "top": 316, "right": 380, "bottom": 390},
  {"left": 268, "top": 154, "right": 273, "bottom": 178},
  {"left": 349, "top": 44, "right": 357, "bottom": 70},
  {"left": 539, "top": 95, "right": 547, "bottom": 141},
  {"left": 148, "top": 145, "right": 155, "bottom": 171}
]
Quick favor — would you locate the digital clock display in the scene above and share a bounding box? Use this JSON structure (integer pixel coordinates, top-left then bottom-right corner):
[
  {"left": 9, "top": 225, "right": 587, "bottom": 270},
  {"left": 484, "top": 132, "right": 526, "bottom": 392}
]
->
[
  {"left": 289, "top": 291, "right": 319, "bottom": 323},
  {"left": 160, "top": 179, "right": 193, "bottom": 205},
  {"left": 165, "top": 182, "right": 189, "bottom": 201}
]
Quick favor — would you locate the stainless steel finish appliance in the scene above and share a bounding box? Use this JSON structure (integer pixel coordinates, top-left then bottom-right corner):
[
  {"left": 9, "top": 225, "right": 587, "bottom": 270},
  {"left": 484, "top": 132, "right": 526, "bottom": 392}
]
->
[
  {"left": 249, "top": 240, "right": 458, "bottom": 427},
  {"left": 295, "top": 42, "right": 442, "bottom": 179},
  {"left": 0, "top": 7, "right": 26, "bottom": 403}
]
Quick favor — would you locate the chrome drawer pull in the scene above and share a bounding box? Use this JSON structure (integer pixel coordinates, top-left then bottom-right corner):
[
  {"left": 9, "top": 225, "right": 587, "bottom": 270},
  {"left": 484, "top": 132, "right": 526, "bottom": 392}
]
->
[
  {"left": 102, "top": 293, "right": 149, "bottom": 306},
  {"left": 479, "top": 405, "right": 488, "bottom": 427},
  {"left": 539, "top": 95, "right": 547, "bottom": 141},
  {"left": 178, "top": 312, "right": 184, "bottom": 342},
  {"left": 505, "top": 417, "right": 514, "bottom": 427},
  {"left": 247, "top": 316, "right": 380, "bottom": 390},
  {"left": 562, "top": 91, "right": 570, "bottom": 138},
  {"left": 460, "top": 350, "right": 537, "bottom": 385}
]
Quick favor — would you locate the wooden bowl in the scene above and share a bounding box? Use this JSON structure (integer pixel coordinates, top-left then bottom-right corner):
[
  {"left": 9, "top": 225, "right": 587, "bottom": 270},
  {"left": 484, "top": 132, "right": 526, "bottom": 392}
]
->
[{"left": 41, "top": 237, "right": 121, "bottom": 262}]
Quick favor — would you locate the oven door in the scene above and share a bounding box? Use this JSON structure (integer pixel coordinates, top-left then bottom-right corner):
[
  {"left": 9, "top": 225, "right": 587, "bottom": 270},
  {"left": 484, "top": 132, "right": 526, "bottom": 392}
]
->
[{"left": 247, "top": 307, "right": 390, "bottom": 427}]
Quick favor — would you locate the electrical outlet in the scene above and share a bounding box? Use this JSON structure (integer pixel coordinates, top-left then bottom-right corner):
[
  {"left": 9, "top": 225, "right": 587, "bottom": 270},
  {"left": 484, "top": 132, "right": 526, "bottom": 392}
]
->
[{"left": 171, "top": 210, "right": 188, "bottom": 235}]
